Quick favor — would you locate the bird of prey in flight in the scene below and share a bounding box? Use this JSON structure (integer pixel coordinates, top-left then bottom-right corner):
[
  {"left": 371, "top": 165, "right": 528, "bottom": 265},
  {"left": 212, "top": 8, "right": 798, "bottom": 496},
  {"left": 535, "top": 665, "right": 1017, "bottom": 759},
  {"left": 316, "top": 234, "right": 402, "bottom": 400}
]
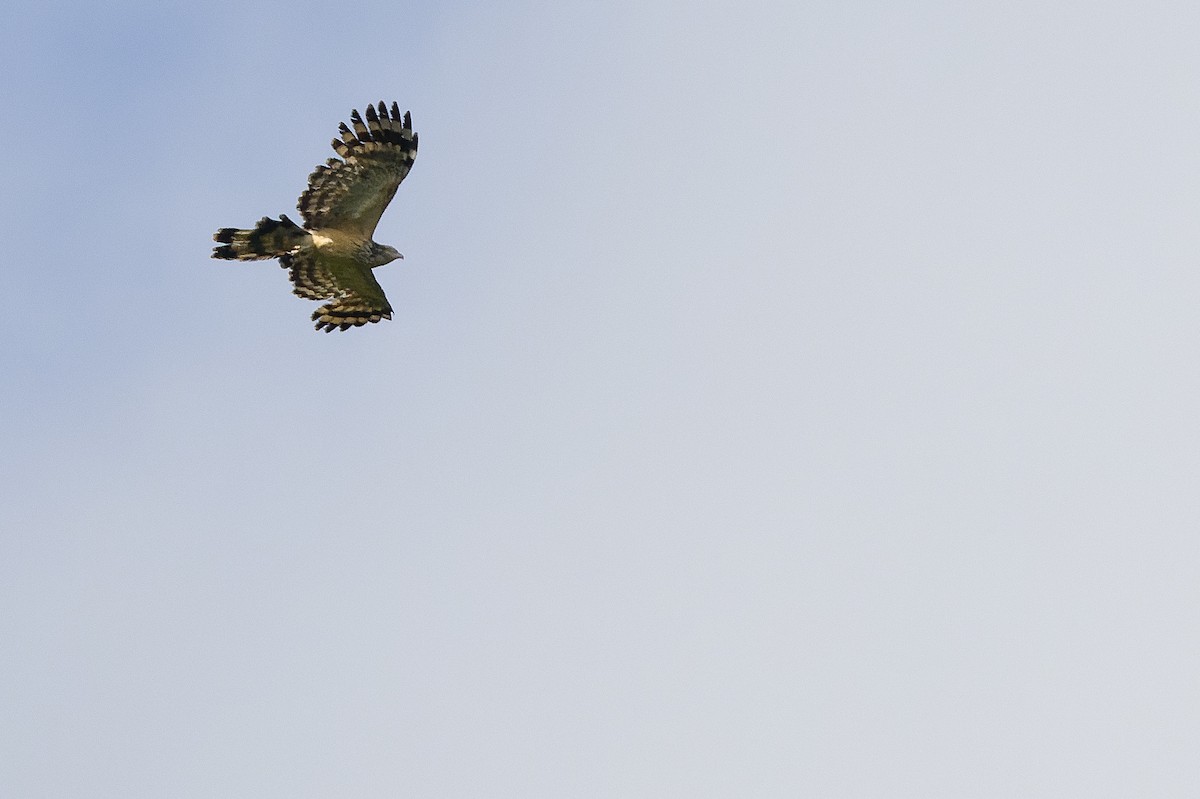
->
[{"left": 213, "top": 101, "right": 418, "bottom": 332}]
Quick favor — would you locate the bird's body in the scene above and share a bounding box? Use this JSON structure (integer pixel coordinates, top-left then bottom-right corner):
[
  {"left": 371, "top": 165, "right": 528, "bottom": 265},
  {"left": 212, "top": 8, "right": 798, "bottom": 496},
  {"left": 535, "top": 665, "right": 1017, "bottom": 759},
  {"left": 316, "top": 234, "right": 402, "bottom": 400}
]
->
[{"left": 213, "top": 102, "right": 417, "bottom": 332}]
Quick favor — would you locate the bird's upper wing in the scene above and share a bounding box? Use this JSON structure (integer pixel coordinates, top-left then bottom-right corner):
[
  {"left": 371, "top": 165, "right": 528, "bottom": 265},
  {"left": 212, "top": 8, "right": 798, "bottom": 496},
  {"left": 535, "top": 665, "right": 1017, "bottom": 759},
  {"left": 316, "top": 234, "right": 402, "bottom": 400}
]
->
[
  {"left": 297, "top": 102, "right": 417, "bottom": 238},
  {"left": 281, "top": 249, "right": 394, "bottom": 332}
]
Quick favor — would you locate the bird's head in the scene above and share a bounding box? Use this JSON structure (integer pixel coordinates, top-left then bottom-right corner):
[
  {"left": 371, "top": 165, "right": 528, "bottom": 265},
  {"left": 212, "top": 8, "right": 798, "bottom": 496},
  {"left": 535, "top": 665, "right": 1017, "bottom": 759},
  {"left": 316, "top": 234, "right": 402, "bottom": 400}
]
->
[{"left": 368, "top": 242, "right": 404, "bottom": 267}]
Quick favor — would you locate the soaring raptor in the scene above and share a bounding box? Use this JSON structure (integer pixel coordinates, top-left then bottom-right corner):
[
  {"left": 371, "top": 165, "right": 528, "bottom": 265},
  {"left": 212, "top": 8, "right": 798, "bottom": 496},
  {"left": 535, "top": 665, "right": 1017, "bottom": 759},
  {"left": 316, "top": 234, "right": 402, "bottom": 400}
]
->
[{"left": 213, "top": 102, "right": 418, "bottom": 332}]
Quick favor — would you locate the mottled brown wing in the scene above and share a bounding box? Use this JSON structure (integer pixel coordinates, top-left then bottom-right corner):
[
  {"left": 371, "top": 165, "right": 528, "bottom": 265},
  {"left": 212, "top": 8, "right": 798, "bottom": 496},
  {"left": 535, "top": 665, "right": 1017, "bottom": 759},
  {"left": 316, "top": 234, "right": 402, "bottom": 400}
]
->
[
  {"left": 280, "top": 250, "right": 394, "bottom": 332},
  {"left": 297, "top": 102, "right": 417, "bottom": 239}
]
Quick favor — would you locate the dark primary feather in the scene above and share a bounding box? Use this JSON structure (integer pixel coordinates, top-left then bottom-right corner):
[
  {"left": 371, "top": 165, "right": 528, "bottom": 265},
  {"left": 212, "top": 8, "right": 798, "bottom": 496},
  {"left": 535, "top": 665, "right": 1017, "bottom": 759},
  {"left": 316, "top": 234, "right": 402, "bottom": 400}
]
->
[{"left": 298, "top": 101, "right": 417, "bottom": 238}]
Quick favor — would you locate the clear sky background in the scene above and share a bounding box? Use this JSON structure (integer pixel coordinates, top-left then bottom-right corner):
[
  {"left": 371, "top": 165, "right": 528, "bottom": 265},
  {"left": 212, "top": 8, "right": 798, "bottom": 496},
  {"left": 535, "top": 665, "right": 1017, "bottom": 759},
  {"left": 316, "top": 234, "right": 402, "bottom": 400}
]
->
[{"left": 3, "top": 0, "right": 1199, "bottom": 795}]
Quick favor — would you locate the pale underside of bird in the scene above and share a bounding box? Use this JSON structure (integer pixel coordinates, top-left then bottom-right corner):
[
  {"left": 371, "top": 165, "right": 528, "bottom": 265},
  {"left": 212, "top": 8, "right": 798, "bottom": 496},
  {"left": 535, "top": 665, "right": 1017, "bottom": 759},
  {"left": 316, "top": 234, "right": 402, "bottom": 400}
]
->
[{"left": 212, "top": 101, "right": 418, "bottom": 332}]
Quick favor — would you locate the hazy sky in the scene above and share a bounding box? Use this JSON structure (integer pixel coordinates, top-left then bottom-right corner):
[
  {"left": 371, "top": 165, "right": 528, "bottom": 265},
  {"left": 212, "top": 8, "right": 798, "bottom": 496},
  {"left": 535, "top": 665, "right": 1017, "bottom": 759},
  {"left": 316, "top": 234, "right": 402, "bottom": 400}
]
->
[{"left": 3, "top": 1, "right": 1200, "bottom": 795}]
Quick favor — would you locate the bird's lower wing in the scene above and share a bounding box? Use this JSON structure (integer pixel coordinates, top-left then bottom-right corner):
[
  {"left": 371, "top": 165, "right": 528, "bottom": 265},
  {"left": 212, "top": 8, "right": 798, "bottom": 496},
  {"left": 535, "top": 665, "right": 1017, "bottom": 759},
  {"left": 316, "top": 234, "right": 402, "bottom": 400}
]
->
[{"left": 281, "top": 251, "right": 394, "bottom": 332}]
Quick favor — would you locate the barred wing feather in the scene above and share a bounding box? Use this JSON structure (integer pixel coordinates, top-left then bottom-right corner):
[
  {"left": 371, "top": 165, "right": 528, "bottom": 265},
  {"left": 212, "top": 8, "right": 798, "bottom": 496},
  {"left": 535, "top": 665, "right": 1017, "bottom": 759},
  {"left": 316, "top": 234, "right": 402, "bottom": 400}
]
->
[
  {"left": 281, "top": 250, "right": 394, "bottom": 332},
  {"left": 298, "top": 101, "right": 418, "bottom": 238}
]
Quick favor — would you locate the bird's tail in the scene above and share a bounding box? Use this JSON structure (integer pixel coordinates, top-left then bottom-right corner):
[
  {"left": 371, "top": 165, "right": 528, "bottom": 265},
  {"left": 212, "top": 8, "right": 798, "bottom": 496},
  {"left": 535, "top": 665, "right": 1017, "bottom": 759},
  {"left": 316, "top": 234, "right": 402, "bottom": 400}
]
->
[{"left": 212, "top": 214, "right": 308, "bottom": 260}]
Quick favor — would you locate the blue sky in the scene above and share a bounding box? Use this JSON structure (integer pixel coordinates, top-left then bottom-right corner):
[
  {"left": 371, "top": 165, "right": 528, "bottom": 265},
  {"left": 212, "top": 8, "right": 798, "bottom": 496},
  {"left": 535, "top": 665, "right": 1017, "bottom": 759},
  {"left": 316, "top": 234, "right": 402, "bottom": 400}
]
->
[{"left": 4, "top": 0, "right": 1200, "bottom": 795}]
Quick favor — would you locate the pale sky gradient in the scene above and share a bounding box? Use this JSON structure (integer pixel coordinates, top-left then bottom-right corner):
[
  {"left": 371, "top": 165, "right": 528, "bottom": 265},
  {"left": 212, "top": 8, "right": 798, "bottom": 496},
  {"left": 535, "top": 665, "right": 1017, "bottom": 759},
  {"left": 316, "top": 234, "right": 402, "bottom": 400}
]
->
[{"left": 3, "top": 1, "right": 1200, "bottom": 796}]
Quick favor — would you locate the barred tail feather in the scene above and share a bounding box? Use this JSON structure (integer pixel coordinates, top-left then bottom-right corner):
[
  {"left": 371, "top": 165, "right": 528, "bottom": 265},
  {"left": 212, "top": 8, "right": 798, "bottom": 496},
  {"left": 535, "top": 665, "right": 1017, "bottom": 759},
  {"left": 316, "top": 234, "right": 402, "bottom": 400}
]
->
[{"left": 212, "top": 214, "right": 308, "bottom": 260}]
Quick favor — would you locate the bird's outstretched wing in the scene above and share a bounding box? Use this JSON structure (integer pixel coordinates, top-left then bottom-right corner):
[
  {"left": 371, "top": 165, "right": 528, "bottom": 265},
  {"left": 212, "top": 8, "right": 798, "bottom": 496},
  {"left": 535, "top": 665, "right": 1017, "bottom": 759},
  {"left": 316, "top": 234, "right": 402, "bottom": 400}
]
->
[
  {"left": 297, "top": 102, "right": 417, "bottom": 238},
  {"left": 281, "top": 250, "right": 394, "bottom": 332}
]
